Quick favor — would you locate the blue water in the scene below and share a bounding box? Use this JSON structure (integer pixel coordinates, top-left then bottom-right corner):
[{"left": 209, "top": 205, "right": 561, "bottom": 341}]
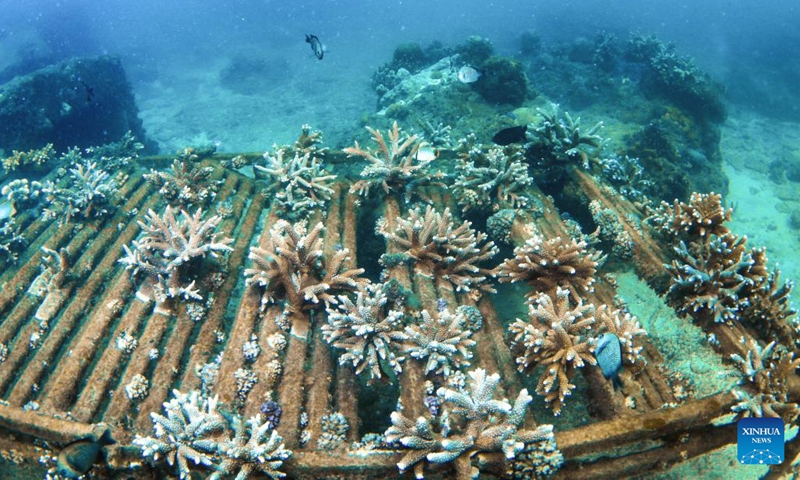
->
[{"left": 2, "top": 0, "right": 799, "bottom": 150}]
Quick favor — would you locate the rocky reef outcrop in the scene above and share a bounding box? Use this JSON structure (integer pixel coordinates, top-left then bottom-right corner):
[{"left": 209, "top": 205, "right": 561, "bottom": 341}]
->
[{"left": 0, "top": 55, "right": 153, "bottom": 154}]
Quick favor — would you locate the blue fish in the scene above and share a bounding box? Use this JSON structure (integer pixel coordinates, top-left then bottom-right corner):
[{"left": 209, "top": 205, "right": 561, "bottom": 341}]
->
[{"left": 595, "top": 332, "right": 623, "bottom": 389}]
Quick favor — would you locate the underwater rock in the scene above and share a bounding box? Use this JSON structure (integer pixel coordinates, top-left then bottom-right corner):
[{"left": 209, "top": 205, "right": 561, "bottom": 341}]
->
[
  {"left": 473, "top": 56, "right": 529, "bottom": 106},
  {"left": 0, "top": 55, "right": 153, "bottom": 154}
]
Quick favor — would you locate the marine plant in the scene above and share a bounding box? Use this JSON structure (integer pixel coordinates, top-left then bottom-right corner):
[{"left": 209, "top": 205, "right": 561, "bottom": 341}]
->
[
  {"left": 508, "top": 288, "right": 597, "bottom": 415},
  {"left": 385, "top": 368, "right": 556, "bottom": 479}
]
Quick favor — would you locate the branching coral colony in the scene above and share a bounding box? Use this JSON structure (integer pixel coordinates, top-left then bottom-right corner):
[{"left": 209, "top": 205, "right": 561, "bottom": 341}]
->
[
  {"left": 134, "top": 389, "right": 291, "bottom": 480},
  {"left": 244, "top": 219, "right": 368, "bottom": 335},
  {"left": 119, "top": 207, "right": 233, "bottom": 307},
  {"left": 255, "top": 132, "right": 336, "bottom": 220},
  {"left": 378, "top": 205, "right": 498, "bottom": 295},
  {"left": 385, "top": 368, "right": 556, "bottom": 480},
  {"left": 453, "top": 134, "right": 533, "bottom": 213},
  {"left": 144, "top": 148, "right": 220, "bottom": 207},
  {"left": 344, "top": 121, "right": 437, "bottom": 201}
]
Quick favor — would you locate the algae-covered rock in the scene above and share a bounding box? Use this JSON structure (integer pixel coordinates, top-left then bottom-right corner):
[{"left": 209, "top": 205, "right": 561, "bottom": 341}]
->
[
  {"left": 473, "top": 56, "right": 529, "bottom": 107},
  {"left": 0, "top": 55, "right": 153, "bottom": 153}
]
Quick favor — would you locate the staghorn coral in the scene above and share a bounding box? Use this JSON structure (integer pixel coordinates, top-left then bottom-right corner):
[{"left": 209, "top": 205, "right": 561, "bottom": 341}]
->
[
  {"left": 119, "top": 207, "right": 233, "bottom": 303},
  {"left": 322, "top": 283, "right": 406, "bottom": 381},
  {"left": 665, "top": 233, "right": 767, "bottom": 324},
  {"left": 739, "top": 268, "right": 799, "bottom": 347},
  {"left": 730, "top": 339, "right": 800, "bottom": 422},
  {"left": 529, "top": 103, "right": 604, "bottom": 169},
  {"left": 2, "top": 143, "right": 54, "bottom": 172},
  {"left": 646, "top": 191, "right": 731, "bottom": 239},
  {"left": 402, "top": 307, "right": 476, "bottom": 378},
  {"left": 453, "top": 138, "right": 532, "bottom": 213},
  {"left": 378, "top": 205, "right": 498, "bottom": 294},
  {"left": 135, "top": 389, "right": 291, "bottom": 480},
  {"left": 210, "top": 414, "right": 292, "bottom": 480},
  {"left": 594, "top": 304, "right": 647, "bottom": 366},
  {"left": 133, "top": 389, "right": 227, "bottom": 479},
  {"left": 84, "top": 130, "right": 144, "bottom": 170},
  {"left": 244, "top": 219, "right": 367, "bottom": 319},
  {"left": 144, "top": 149, "right": 219, "bottom": 207},
  {"left": 344, "top": 121, "right": 433, "bottom": 200},
  {"left": 508, "top": 288, "right": 596, "bottom": 415},
  {"left": 41, "top": 160, "right": 118, "bottom": 221},
  {"left": 255, "top": 149, "right": 336, "bottom": 220},
  {"left": 497, "top": 233, "right": 602, "bottom": 303},
  {"left": 385, "top": 368, "right": 556, "bottom": 480}
]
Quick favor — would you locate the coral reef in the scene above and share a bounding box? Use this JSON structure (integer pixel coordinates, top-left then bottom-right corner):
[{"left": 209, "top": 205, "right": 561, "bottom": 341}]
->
[
  {"left": 528, "top": 103, "right": 604, "bottom": 169},
  {"left": 647, "top": 192, "right": 731, "bottom": 239},
  {"left": 134, "top": 390, "right": 228, "bottom": 479},
  {"left": 322, "top": 283, "right": 406, "bottom": 381},
  {"left": 664, "top": 233, "right": 766, "bottom": 324},
  {"left": 134, "top": 389, "right": 291, "bottom": 479},
  {"left": 594, "top": 304, "right": 647, "bottom": 366},
  {"left": 1, "top": 143, "right": 54, "bottom": 172},
  {"left": 385, "top": 368, "right": 556, "bottom": 479},
  {"left": 212, "top": 414, "right": 291, "bottom": 479},
  {"left": 255, "top": 149, "right": 336, "bottom": 220},
  {"left": 244, "top": 219, "right": 367, "bottom": 320},
  {"left": 42, "top": 159, "right": 119, "bottom": 222},
  {"left": 497, "top": 233, "right": 602, "bottom": 303},
  {"left": 730, "top": 340, "right": 800, "bottom": 422},
  {"left": 378, "top": 205, "right": 498, "bottom": 294},
  {"left": 118, "top": 206, "right": 233, "bottom": 303},
  {"left": 402, "top": 307, "right": 476, "bottom": 377},
  {"left": 508, "top": 288, "right": 596, "bottom": 415},
  {"left": 453, "top": 135, "right": 532, "bottom": 212},
  {"left": 344, "top": 122, "right": 434, "bottom": 201},
  {"left": 144, "top": 149, "right": 219, "bottom": 207},
  {"left": 472, "top": 56, "right": 529, "bottom": 106}
]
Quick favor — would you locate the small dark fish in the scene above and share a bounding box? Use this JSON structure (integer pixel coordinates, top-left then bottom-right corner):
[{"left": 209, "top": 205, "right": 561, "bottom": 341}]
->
[
  {"left": 492, "top": 125, "right": 528, "bottom": 145},
  {"left": 80, "top": 80, "right": 95, "bottom": 104},
  {"left": 56, "top": 429, "right": 115, "bottom": 479},
  {"left": 595, "top": 332, "right": 623, "bottom": 390},
  {"left": 306, "top": 34, "right": 324, "bottom": 60}
]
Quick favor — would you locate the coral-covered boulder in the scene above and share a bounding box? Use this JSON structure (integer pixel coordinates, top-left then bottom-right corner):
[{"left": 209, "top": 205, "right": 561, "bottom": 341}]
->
[
  {"left": 0, "top": 55, "right": 153, "bottom": 154},
  {"left": 473, "top": 56, "right": 529, "bottom": 106}
]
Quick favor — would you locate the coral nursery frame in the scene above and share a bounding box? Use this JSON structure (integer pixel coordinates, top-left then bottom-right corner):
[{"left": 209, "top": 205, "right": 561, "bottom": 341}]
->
[{"left": 0, "top": 150, "right": 797, "bottom": 479}]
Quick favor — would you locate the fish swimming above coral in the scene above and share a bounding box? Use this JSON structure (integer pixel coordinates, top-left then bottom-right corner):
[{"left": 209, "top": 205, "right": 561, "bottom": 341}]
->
[
  {"left": 595, "top": 332, "right": 623, "bottom": 389},
  {"left": 492, "top": 125, "right": 528, "bottom": 145}
]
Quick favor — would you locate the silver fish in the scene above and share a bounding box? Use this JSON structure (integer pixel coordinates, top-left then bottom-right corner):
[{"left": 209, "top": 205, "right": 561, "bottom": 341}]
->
[
  {"left": 595, "top": 332, "right": 622, "bottom": 389},
  {"left": 306, "top": 34, "right": 324, "bottom": 60},
  {"left": 457, "top": 66, "right": 481, "bottom": 83},
  {"left": 0, "top": 200, "right": 14, "bottom": 221}
]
